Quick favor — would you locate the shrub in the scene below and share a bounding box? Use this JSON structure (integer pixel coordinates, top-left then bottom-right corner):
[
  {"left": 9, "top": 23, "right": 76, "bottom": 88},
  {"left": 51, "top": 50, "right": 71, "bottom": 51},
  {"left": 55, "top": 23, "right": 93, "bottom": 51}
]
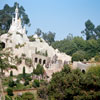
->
[
  {"left": 8, "top": 80, "right": 16, "bottom": 87},
  {"left": 16, "top": 32, "right": 23, "bottom": 37},
  {"left": 5, "top": 95, "right": 12, "bottom": 100},
  {"left": 15, "top": 56, "right": 22, "bottom": 65},
  {"left": 25, "top": 58, "right": 32, "bottom": 67},
  {"left": 95, "top": 55, "right": 100, "bottom": 62},
  {"left": 33, "top": 79, "right": 40, "bottom": 88},
  {"left": 7, "top": 88, "right": 13, "bottom": 96},
  {"left": 72, "top": 50, "right": 86, "bottom": 62},
  {"left": 22, "top": 92, "right": 34, "bottom": 100},
  {"left": 28, "top": 36, "right": 36, "bottom": 42},
  {"left": 10, "top": 71, "right": 13, "bottom": 77},
  {"left": 87, "top": 65, "right": 100, "bottom": 76},
  {"left": 21, "top": 53, "right": 26, "bottom": 58},
  {"left": 33, "top": 64, "right": 44, "bottom": 76},
  {"left": 23, "top": 67, "right": 26, "bottom": 79},
  {"left": 24, "top": 79, "right": 29, "bottom": 86}
]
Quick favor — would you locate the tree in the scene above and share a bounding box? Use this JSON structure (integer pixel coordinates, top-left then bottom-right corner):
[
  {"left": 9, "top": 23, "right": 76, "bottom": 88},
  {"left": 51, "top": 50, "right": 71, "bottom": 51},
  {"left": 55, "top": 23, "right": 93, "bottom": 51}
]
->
[
  {"left": 72, "top": 50, "right": 86, "bottom": 62},
  {"left": 81, "top": 20, "right": 95, "bottom": 40},
  {"left": 10, "top": 71, "right": 13, "bottom": 77},
  {"left": 23, "top": 66, "right": 26, "bottom": 79},
  {"left": 0, "top": 46, "right": 17, "bottom": 100},
  {"left": 35, "top": 28, "right": 42, "bottom": 37},
  {"left": 22, "top": 92, "right": 34, "bottom": 100},
  {"left": 73, "top": 36, "right": 86, "bottom": 51},
  {"left": 42, "top": 31, "right": 56, "bottom": 45},
  {"left": 0, "top": 2, "right": 30, "bottom": 35},
  {"left": 38, "top": 65, "right": 100, "bottom": 100},
  {"left": 7, "top": 88, "right": 13, "bottom": 96},
  {"left": 33, "top": 64, "right": 44, "bottom": 76},
  {"left": 95, "top": 25, "right": 100, "bottom": 39}
]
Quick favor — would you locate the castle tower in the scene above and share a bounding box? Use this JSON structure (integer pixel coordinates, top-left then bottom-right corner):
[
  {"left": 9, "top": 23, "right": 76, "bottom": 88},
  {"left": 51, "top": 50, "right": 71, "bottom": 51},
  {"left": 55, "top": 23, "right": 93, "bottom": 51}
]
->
[
  {"left": 8, "top": 5, "right": 26, "bottom": 35},
  {"left": 15, "top": 5, "right": 19, "bottom": 23}
]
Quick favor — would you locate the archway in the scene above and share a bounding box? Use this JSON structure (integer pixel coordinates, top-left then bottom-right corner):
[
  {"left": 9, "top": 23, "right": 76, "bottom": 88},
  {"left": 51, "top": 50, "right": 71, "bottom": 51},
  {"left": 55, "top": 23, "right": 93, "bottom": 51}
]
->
[
  {"left": 43, "top": 60, "right": 46, "bottom": 65},
  {"left": 82, "top": 69, "right": 85, "bottom": 74},
  {"left": 0, "top": 42, "right": 5, "bottom": 49},
  {"left": 35, "top": 58, "right": 38, "bottom": 63},
  {"left": 39, "top": 59, "right": 42, "bottom": 64}
]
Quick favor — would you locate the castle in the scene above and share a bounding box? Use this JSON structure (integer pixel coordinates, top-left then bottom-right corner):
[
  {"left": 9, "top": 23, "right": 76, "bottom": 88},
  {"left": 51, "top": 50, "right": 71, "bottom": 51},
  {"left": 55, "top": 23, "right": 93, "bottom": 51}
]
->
[{"left": 0, "top": 6, "right": 71, "bottom": 78}]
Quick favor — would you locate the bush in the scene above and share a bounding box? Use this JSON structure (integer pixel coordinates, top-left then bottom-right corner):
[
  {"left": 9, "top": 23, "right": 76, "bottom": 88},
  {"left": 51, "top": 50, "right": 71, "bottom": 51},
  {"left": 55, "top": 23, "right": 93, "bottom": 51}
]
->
[
  {"left": 7, "top": 88, "right": 13, "bottom": 96},
  {"left": 95, "top": 55, "right": 100, "bottom": 62},
  {"left": 8, "top": 80, "right": 16, "bottom": 87},
  {"left": 72, "top": 50, "right": 86, "bottom": 62},
  {"left": 22, "top": 92, "right": 34, "bottom": 100},
  {"left": 28, "top": 35, "right": 36, "bottom": 42},
  {"left": 33, "top": 79, "right": 40, "bottom": 88},
  {"left": 23, "top": 67, "right": 26, "bottom": 79},
  {"left": 33, "top": 64, "right": 44, "bottom": 76},
  {"left": 5, "top": 95, "right": 12, "bottom": 100},
  {"left": 10, "top": 71, "right": 13, "bottom": 77},
  {"left": 24, "top": 79, "right": 29, "bottom": 86},
  {"left": 25, "top": 58, "right": 32, "bottom": 67},
  {"left": 87, "top": 65, "right": 100, "bottom": 76}
]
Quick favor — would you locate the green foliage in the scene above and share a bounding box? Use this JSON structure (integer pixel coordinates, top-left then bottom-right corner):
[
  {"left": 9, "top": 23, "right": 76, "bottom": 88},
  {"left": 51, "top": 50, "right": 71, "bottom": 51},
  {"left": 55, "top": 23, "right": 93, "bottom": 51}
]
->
[
  {"left": 87, "top": 65, "right": 100, "bottom": 76},
  {"left": 7, "top": 87, "right": 13, "bottom": 96},
  {"left": 45, "top": 50, "right": 48, "bottom": 57},
  {"left": 15, "top": 56, "right": 22, "bottom": 65},
  {"left": 33, "top": 79, "right": 40, "bottom": 88},
  {"left": 24, "top": 79, "right": 29, "bottom": 86},
  {"left": 21, "top": 92, "right": 34, "bottom": 100},
  {"left": 35, "top": 28, "right": 42, "bottom": 36},
  {"left": 25, "top": 57, "right": 32, "bottom": 67},
  {"left": 8, "top": 80, "right": 16, "bottom": 87},
  {"left": 42, "top": 31, "right": 56, "bottom": 45},
  {"left": 15, "top": 43, "right": 25, "bottom": 49},
  {"left": 28, "top": 35, "right": 36, "bottom": 42},
  {"left": 33, "top": 64, "right": 44, "bottom": 76},
  {"left": 52, "top": 37, "right": 78, "bottom": 56},
  {"left": 95, "top": 55, "right": 100, "bottom": 62},
  {"left": 72, "top": 50, "right": 86, "bottom": 62},
  {"left": 23, "top": 66, "right": 26, "bottom": 79},
  {"left": 38, "top": 65, "right": 100, "bottom": 100},
  {"left": 14, "top": 92, "right": 34, "bottom": 100},
  {"left": 10, "top": 71, "right": 13, "bottom": 77},
  {"left": 21, "top": 53, "right": 26, "bottom": 58},
  {"left": 5, "top": 95, "right": 12, "bottom": 100},
  {"left": 16, "top": 32, "right": 23, "bottom": 37},
  {"left": 14, "top": 96, "right": 22, "bottom": 100},
  {"left": 81, "top": 20, "right": 95, "bottom": 40}
]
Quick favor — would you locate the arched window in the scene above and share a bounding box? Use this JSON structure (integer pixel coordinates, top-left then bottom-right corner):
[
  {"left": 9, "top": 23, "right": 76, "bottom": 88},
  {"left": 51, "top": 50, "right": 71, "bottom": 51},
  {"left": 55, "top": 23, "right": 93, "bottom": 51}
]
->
[
  {"left": 0, "top": 42, "right": 5, "bottom": 49},
  {"left": 39, "top": 59, "right": 42, "bottom": 64},
  {"left": 35, "top": 58, "right": 38, "bottom": 63},
  {"left": 43, "top": 60, "right": 46, "bottom": 65}
]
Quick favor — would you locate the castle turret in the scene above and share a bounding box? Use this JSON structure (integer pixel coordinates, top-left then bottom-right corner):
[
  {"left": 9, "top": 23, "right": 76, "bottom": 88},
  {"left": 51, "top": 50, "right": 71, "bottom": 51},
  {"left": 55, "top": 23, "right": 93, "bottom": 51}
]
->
[
  {"left": 8, "top": 5, "right": 26, "bottom": 35},
  {"left": 15, "top": 5, "right": 19, "bottom": 23}
]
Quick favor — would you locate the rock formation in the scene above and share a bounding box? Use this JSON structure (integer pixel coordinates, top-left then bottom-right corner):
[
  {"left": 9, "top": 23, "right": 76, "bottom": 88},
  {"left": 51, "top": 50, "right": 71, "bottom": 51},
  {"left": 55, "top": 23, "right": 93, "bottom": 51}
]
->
[{"left": 0, "top": 6, "right": 71, "bottom": 78}]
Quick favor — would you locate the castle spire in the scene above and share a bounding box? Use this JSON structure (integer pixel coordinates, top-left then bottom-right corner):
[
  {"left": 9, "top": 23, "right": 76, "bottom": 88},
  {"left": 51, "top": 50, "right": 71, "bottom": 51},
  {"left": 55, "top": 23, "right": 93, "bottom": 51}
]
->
[{"left": 15, "top": 5, "right": 19, "bottom": 22}]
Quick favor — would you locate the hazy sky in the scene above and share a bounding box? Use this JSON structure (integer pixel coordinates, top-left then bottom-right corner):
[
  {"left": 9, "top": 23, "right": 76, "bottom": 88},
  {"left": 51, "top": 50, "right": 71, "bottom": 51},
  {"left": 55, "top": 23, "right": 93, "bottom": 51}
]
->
[{"left": 0, "top": 0, "right": 100, "bottom": 40}]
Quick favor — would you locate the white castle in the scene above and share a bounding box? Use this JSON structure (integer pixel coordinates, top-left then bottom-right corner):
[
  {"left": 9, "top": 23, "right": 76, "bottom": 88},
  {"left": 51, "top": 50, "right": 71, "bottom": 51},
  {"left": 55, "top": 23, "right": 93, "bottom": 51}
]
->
[
  {"left": 0, "top": 6, "right": 71, "bottom": 78},
  {"left": 9, "top": 6, "right": 26, "bottom": 35}
]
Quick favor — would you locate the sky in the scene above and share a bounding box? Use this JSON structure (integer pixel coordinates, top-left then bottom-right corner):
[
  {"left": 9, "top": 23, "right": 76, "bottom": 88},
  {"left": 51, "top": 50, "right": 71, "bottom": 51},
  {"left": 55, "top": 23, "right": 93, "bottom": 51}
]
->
[{"left": 0, "top": 0, "right": 100, "bottom": 40}]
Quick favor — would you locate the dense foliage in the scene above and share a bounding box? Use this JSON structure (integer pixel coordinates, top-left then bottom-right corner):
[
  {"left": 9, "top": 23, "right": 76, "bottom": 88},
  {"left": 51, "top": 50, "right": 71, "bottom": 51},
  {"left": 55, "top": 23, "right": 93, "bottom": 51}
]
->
[
  {"left": 33, "top": 64, "right": 44, "bottom": 76},
  {"left": 38, "top": 65, "right": 100, "bottom": 100},
  {"left": 52, "top": 36, "right": 100, "bottom": 61}
]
